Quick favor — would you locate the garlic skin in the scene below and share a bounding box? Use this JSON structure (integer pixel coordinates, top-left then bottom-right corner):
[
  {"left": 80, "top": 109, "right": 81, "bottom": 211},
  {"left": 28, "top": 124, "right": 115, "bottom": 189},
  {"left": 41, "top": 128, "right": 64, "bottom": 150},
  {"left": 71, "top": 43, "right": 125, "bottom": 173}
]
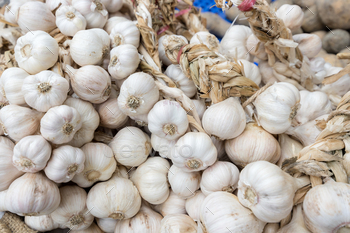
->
[
  {"left": 72, "top": 223, "right": 103, "bottom": 233},
  {"left": 46, "top": 0, "right": 71, "bottom": 11},
  {"left": 211, "top": 136, "right": 226, "bottom": 161},
  {"left": 109, "top": 126, "right": 151, "bottom": 167},
  {"left": 72, "top": 143, "right": 116, "bottom": 187},
  {"left": 108, "top": 44, "right": 140, "bottom": 80},
  {"left": 246, "top": 34, "right": 268, "bottom": 60},
  {"left": 200, "top": 192, "right": 265, "bottom": 233},
  {"left": 155, "top": 191, "right": 187, "bottom": 217},
  {"left": 172, "top": 132, "right": 217, "bottom": 172},
  {"left": 276, "top": 4, "right": 304, "bottom": 31},
  {"left": 190, "top": 31, "right": 220, "bottom": 51},
  {"left": 110, "top": 21, "right": 140, "bottom": 48},
  {"left": 72, "top": 0, "right": 108, "bottom": 28},
  {"left": 225, "top": 123, "right": 281, "bottom": 168},
  {"left": 118, "top": 72, "right": 159, "bottom": 116},
  {"left": 12, "top": 135, "right": 51, "bottom": 173},
  {"left": 22, "top": 70, "right": 69, "bottom": 112},
  {"left": 164, "top": 65, "right": 197, "bottom": 98},
  {"left": 56, "top": 5, "right": 87, "bottom": 37},
  {"left": 4, "top": 0, "right": 32, "bottom": 24},
  {"left": 51, "top": 185, "right": 94, "bottom": 230},
  {"left": 104, "top": 16, "right": 130, "bottom": 34},
  {"left": 238, "top": 59, "right": 262, "bottom": 86},
  {"left": 148, "top": 100, "right": 189, "bottom": 141},
  {"left": 185, "top": 190, "right": 206, "bottom": 221},
  {"left": 259, "top": 61, "right": 278, "bottom": 84},
  {"left": 1, "top": 67, "right": 29, "bottom": 106},
  {"left": 293, "top": 34, "right": 322, "bottom": 59},
  {"left": 15, "top": 31, "right": 59, "bottom": 75},
  {"left": 238, "top": 161, "right": 309, "bottom": 223},
  {"left": 40, "top": 105, "right": 82, "bottom": 144},
  {"left": 277, "top": 204, "right": 310, "bottom": 233},
  {"left": 130, "top": 157, "right": 170, "bottom": 205},
  {"left": 263, "top": 223, "right": 280, "bottom": 233},
  {"left": 70, "top": 29, "right": 110, "bottom": 66},
  {"left": 322, "top": 64, "right": 350, "bottom": 98},
  {"left": 159, "top": 35, "right": 188, "bottom": 66},
  {"left": 96, "top": 97, "right": 128, "bottom": 129},
  {"left": 44, "top": 145, "right": 85, "bottom": 183},
  {"left": 151, "top": 134, "right": 176, "bottom": 159},
  {"left": 96, "top": 218, "right": 117, "bottom": 233},
  {"left": 168, "top": 165, "right": 201, "bottom": 199},
  {"left": 25, "top": 215, "right": 60, "bottom": 232},
  {"left": 203, "top": 97, "right": 246, "bottom": 140},
  {"left": 192, "top": 99, "right": 206, "bottom": 120},
  {"left": 254, "top": 82, "right": 300, "bottom": 134},
  {"left": 159, "top": 214, "right": 197, "bottom": 233},
  {"left": 101, "top": 0, "right": 123, "bottom": 13},
  {"left": 277, "top": 134, "right": 303, "bottom": 167}
]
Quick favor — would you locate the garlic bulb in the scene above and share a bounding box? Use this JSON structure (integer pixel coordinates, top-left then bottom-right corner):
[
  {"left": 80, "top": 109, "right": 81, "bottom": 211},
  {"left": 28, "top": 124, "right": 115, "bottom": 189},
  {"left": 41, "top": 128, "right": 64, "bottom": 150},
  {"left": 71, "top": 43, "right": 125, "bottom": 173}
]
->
[
  {"left": 72, "top": 143, "right": 116, "bottom": 187},
  {"left": 12, "top": 135, "right": 51, "bottom": 173},
  {"left": 40, "top": 105, "right": 82, "bottom": 144},
  {"left": 71, "top": 223, "right": 103, "bottom": 233},
  {"left": 168, "top": 165, "right": 201, "bottom": 199},
  {"left": 72, "top": 0, "right": 108, "bottom": 28},
  {"left": 254, "top": 82, "right": 300, "bottom": 134},
  {"left": 200, "top": 161, "right": 240, "bottom": 196},
  {"left": 192, "top": 99, "right": 206, "bottom": 120},
  {"left": 25, "top": 215, "right": 60, "bottom": 232},
  {"left": 44, "top": 145, "right": 85, "bottom": 183},
  {"left": 164, "top": 65, "right": 197, "bottom": 98},
  {"left": 4, "top": 0, "right": 33, "bottom": 24},
  {"left": 148, "top": 100, "right": 189, "bottom": 141},
  {"left": 185, "top": 190, "right": 206, "bottom": 221},
  {"left": 51, "top": 185, "right": 94, "bottom": 230},
  {"left": 225, "top": 123, "right": 281, "bottom": 167},
  {"left": 159, "top": 35, "right": 188, "bottom": 66},
  {"left": 86, "top": 176, "right": 141, "bottom": 220},
  {"left": 68, "top": 65, "right": 111, "bottom": 104},
  {"left": 151, "top": 134, "right": 176, "bottom": 159},
  {"left": 293, "top": 34, "right": 322, "bottom": 59},
  {"left": 70, "top": 29, "right": 110, "bottom": 66},
  {"left": 118, "top": 72, "right": 159, "bottom": 116},
  {"left": 1, "top": 67, "right": 29, "bottom": 106},
  {"left": 309, "top": 57, "right": 327, "bottom": 85},
  {"left": 130, "top": 157, "right": 170, "bottom": 205},
  {"left": 263, "top": 223, "right": 280, "bottom": 233},
  {"left": 155, "top": 191, "right": 187, "bottom": 217},
  {"left": 277, "top": 134, "right": 303, "bottom": 167},
  {"left": 159, "top": 214, "right": 197, "bottom": 233},
  {"left": 172, "top": 132, "right": 217, "bottom": 172},
  {"left": 46, "top": 0, "right": 71, "bottom": 11},
  {"left": 15, "top": 31, "right": 59, "bottom": 75},
  {"left": 0, "top": 136, "right": 23, "bottom": 191},
  {"left": 238, "top": 59, "right": 262, "bottom": 86},
  {"left": 203, "top": 97, "right": 246, "bottom": 140},
  {"left": 190, "top": 31, "right": 220, "bottom": 51},
  {"left": 109, "top": 126, "right": 151, "bottom": 166},
  {"left": 246, "top": 34, "right": 267, "bottom": 60},
  {"left": 22, "top": 70, "right": 69, "bottom": 112},
  {"left": 238, "top": 161, "right": 310, "bottom": 222},
  {"left": 110, "top": 21, "right": 140, "bottom": 48},
  {"left": 211, "top": 136, "right": 226, "bottom": 161},
  {"left": 101, "top": 0, "right": 123, "bottom": 13},
  {"left": 276, "top": 4, "right": 304, "bottom": 31},
  {"left": 104, "top": 16, "right": 130, "bottom": 34},
  {"left": 277, "top": 204, "right": 310, "bottom": 233},
  {"left": 96, "top": 218, "right": 117, "bottom": 233},
  {"left": 96, "top": 97, "right": 128, "bottom": 129},
  {"left": 56, "top": 5, "right": 87, "bottom": 37},
  {"left": 0, "top": 172, "right": 60, "bottom": 216}
]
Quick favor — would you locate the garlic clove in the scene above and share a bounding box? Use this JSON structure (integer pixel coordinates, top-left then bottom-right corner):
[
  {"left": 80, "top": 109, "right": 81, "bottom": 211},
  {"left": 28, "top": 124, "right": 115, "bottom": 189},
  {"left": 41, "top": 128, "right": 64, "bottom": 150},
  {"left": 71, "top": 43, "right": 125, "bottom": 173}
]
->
[
  {"left": 185, "top": 190, "right": 206, "bottom": 222},
  {"left": 277, "top": 134, "right": 303, "bottom": 167},
  {"left": 159, "top": 214, "right": 197, "bottom": 233},
  {"left": 109, "top": 21, "right": 140, "bottom": 48},
  {"left": 293, "top": 34, "right": 322, "bottom": 59},
  {"left": 154, "top": 191, "right": 187, "bottom": 217},
  {"left": 25, "top": 214, "right": 60, "bottom": 232},
  {"left": 72, "top": 0, "right": 108, "bottom": 29},
  {"left": 168, "top": 165, "right": 201, "bottom": 199},
  {"left": 1, "top": 67, "right": 29, "bottom": 106},
  {"left": 164, "top": 65, "right": 197, "bottom": 98},
  {"left": 276, "top": 4, "right": 304, "bottom": 31},
  {"left": 55, "top": 5, "right": 87, "bottom": 37},
  {"left": 96, "top": 217, "right": 117, "bottom": 233},
  {"left": 259, "top": 61, "right": 278, "bottom": 84},
  {"left": 246, "top": 34, "right": 268, "bottom": 60},
  {"left": 263, "top": 223, "right": 280, "bottom": 233},
  {"left": 190, "top": 31, "right": 220, "bottom": 52}
]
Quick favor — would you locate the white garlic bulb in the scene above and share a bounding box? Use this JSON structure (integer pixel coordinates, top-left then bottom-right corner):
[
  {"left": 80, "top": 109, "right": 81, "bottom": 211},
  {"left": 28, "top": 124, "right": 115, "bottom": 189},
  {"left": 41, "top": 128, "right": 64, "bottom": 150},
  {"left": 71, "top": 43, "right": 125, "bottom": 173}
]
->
[
  {"left": 277, "top": 134, "right": 303, "bottom": 167},
  {"left": 151, "top": 134, "right": 176, "bottom": 159},
  {"left": 96, "top": 218, "right": 117, "bottom": 233},
  {"left": 277, "top": 204, "right": 310, "bottom": 233},
  {"left": 168, "top": 165, "right": 201, "bottom": 199},
  {"left": 225, "top": 123, "right": 281, "bottom": 167},
  {"left": 159, "top": 214, "right": 197, "bottom": 233},
  {"left": 238, "top": 59, "right": 262, "bottom": 86},
  {"left": 44, "top": 145, "right": 85, "bottom": 183},
  {"left": 293, "top": 34, "right": 322, "bottom": 59},
  {"left": 22, "top": 70, "right": 69, "bottom": 112},
  {"left": 40, "top": 105, "right": 82, "bottom": 144},
  {"left": 96, "top": 97, "right": 128, "bottom": 129},
  {"left": 56, "top": 5, "right": 87, "bottom": 37},
  {"left": 192, "top": 99, "right": 206, "bottom": 120},
  {"left": 110, "top": 21, "right": 140, "bottom": 48},
  {"left": 72, "top": 143, "right": 116, "bottom": 187},
  {"left": 200, "top": 192, "right": 265, "bottom": 233},
  {"left": 70, "top": 29, "right": 110, "bottom": 66},
  {"left": 130, "top": 157, "right": 170, "bottom": 205},
  {"left": 246, "top": 34, "right": 267, "bottom": 60},
  {"left": 155, "top": 191, "right": 187, "bottom": 217},
  {"left": 15, "top": 31, "right": 59, "bottom": 75},
  {"left": 46, "top": 0, "right": 71, "bottom": 11},
  {"left": 276, "top": 4, "right": 304, "bottom": 31},
  {"left": 71, "top": 223, "right": 103, "bottom": 233},
  {"left": 108, "top": 44, "right": 140, "bottom": 80},
  {"left": 190, "top": 31, "right": 220, "bottom": 51},
  {"left": 118, "top": 72, "right": 159, "bottom": 116},
  {"left": 1, "top": 67, "right": 29, "bottom": 106},
  {"left": 185, "top": 190, "right": 206, "bottom": 221},
  {"left": 159, "top": 35, "right": 188, "bottom": 66},
  {"left": 164, "top": 65, "right": 197, "bottom": 98},
  {"left": 238, "top": 161, "right": 310, "bottom": 223},
  {"left": 72, "top": 0, "right": 108, "bottom": 28},
  {"left": 254, "top": 82, "right": 300, "bottom": 134},
  {"left": 101, "top": 0, "right": 123, "bottom": 13},
  {"left": 203, "top": 97, "right": 246, "bottom": 140},
  {"left": 104, "top": 16, "right": 130, "bottom": 34},
  {"left": 4, "top": 0, "right": 33, "bottom": 24},
  {"left": 25, "top": 215, "right": 60, "bottom": 232},
  {"left": 12, "top": 135, "right": 51, "bottom": 173}
]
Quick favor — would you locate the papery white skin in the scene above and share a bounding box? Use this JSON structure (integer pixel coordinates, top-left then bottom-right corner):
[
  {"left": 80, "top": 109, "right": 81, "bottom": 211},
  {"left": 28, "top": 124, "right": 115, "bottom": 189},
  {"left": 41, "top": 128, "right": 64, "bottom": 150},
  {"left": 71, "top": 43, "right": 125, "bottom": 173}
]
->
[
  {"left": 164, "top": 65, "right": 197, "bottom": 98},
  {"left": 1, "top": 67, "right": 29, "bottom": 106},
  {"left": 159, "top": 35, "right": 188, "bottom": 66},
  {"left": 322, "top": 64, "right": 350, "bottom": 98},
  {"left": 72, "top": 143, "right": 116, "bottom": 187},
  {"left": 277, "top": 204, "right": 310, "bottom": 233},
  {"left": 276, "top": 4, "right": 304, "bottom": 31},
  {"left": 259, "top": 61, "right": 278, "bottom": 84},
  {"left": 96, "top": 97, "right": 128, "bottom": 129},
  {"left": 159, "top": 214, "right": 197, "bottom": 233},
  {"left": 277, "top": 134, "right": 303, "bottom": 167},
  {"left": 151, "top": 134, "right": 176, "bottom": 159},
  {"left": 309, "top": 57, "right": 326, "bottom": 85},
  {"left": 200, "top": 192, "right": 266, "bottom": 233},
  {"left": 46, "top": 0, "right": 71, "bottom": 11},
  {"left": 40, "top": 105, "right": 82, "bottom": 144},
  {"left": 72, "top": 0, "right": 108, "bottom": 28},
  {"left": 293, "top": 34, "right": 322, "bottom": 59},
  {"left": 238, "top": 59, "right": 261, "bottom": 86},
  {"left": 263, "top": 223, "right": 280, "bottom": 233},
  {"left": 44, "top": 145, "right": 85, "bottom": 183},
  {"left": 101, "top": 0, "right": 123, "bottom": 13},
  {"left": 13, "top": 135, "right": 51, "bottom": 173},
  {"left": 15, "top": 31, "right": 59, "bottom": 75},
  {"left": 190, "top": 31, "right": 220, "bottom": 51},
  {"left": 185, "top": 190, "right": 205, "bottom": 221},
  {"left": 96, "top": 218, "right": 117, "bottom": 233},
  {"left": 22, "top": 70, "right": 69, "bottom": 112},
  {"left": 109, "top": 126, "right": 151, "bottom": 167},
  {"left": 155, "top": 191, "right": 186, "bottom": 217},
  {"left": 192, "top": 99, "right": 206, "bottom": 120},
  {"left": 168, "top": 165, "right": 200, "bottom": 199},
  {"left": 246, "top": 34, "right": 268, "bottom": 60},
  {"left": 130, "top": 157, "right": 170, "bottom": 205},
  {"left": 71, "top": 223, "right": 103, "bottom": 233},
  {"left": 110, "top": 21, "right": 140, "bottom": 48},
  {"left": 211, "top": 136, "right": 226, "bottom": 160},
  {"left": 70, "top": 29, "right": 110, "bottom": 66},
  {"left": 104, "top": 16, "right": 130, "bottom": 34},
  {"left": 25, "top": 215, "right": 60, "bottom": 232},
  {"left": 56, "top": 5, "right": 87, "bottom": 37},
  {"left": 4, "top": 0, "right": 36, "bottom": 24},
  {"left": 203, "top": 97, "right": 246, "bottom": 140}
]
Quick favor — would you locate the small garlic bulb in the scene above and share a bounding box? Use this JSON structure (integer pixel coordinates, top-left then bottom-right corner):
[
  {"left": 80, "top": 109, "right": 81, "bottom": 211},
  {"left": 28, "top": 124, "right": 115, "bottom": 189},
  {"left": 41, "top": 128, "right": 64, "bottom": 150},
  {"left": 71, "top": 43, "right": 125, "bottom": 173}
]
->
[
  {"left": 96, "top": 97, "right": 128, "bottom": 129},
  {"left": 72, "top": 143, "right": 116, "bottom": 187},
  {"left": 225, "top": 123, "right": 281, "bottom": 167},
  {"left": 185, "top": 190, "right": 206, "bottom": 221},
  {"left": 148, "top": 100, "right": 189, "bottom": 141},
  {"left": 159, "top": 214, "right": 197, "bottom": 233},
  {"left": 1, "top": 67, "right": 29, "bottom": 106},
  {"left": 40, "top": 105, "right": 82, "bottom": 144},
  {"left": 109, "top": 21, "right": 140, "bottom": 48},
  {"left": 71, "top": 223, "right": 103, "bottom": 233},
  {"left": 192, "top": 99, "right": 206, "bottom": 120},
  {"left": 159, "top": 35, "right": 188, "bottom": 66},
  {"left": 276, "top": 4, "right": 304, "bottom": 31},
  {"left": 200, "top": 161, "right": 240, "bottom": 196},
  {"left": 108, "top": 44, "right": 140, "bottom": 80},
  {"left": 46, "top": 0, "right": 71, "bottom": 11},
  {"left": 70, "top": 29, "right": 110, "bottom": 66},
  {"left": 118, "top": 72, "right": 159, "bottom": 116},
  {"left": 151, "top": 134, "right": 176, "bottom": 159},
  {"left": 15, "top": 31, "right": 59, "bottom": 75},
  {"left": 104, "top": 16, "right": 130, "bottom": 34},
  {"left": 56, "top": 5, "right": 87, "bottom": 37},
  {"left": 203, "top": 97, "right": 246, "bottom": 140},
  {"left": 109, "top": 126, "right": 151, "bottom": 167},
  {"left": 13, "top": 135, "right": 51, "bottom": 173},
  {"left": 155, "top": 191, "right": 187, "bottom": 217},
  {"left": 130, "top": 157, "right": 170, "bottom": 205},
  {"left": 190, "top": 31, "right": 220, "bottom": 51},
  {"left": 277, "top": 204, "right": 310, "bottom": 233},
  {"left": 25, "top": 215, "right": 60, "bottom": 232},
  {"left": 51, "top": 185, "right": 94, "bottom": 230},
  {"left": 72, "top": 0, "right": 108, "bottom": 28},
  {"left": 238, "top": 59, "right": 262, "bottom": 86},
  {"left": 22, "top": 70, "right": 69, "bottom": 112},
  {"left": 168, "top": 165, "right": 201, "bottom": 199},
  {"left": 277, "top": 134, "right": 303, "bottom": 167},
  {"left": 246, "top": 34, "right": 267, "bottom": 60},
  {"left": 44, "top": 145, "right": 85, "bottom": 183},
  {"left": 96, "top": 218, "right": 117, "bottom": 233},
  {"left": 164, "top": 65, "right": 197, "bottom": 98},
  {"left": 254, "top": 82, "right": 300, "bottom": 134},
  {"left": 293, "top": 34, "right": 322, "bottom": 59},
  {"left": 101, "top": 0, "right": 123, "bottom": 13}
]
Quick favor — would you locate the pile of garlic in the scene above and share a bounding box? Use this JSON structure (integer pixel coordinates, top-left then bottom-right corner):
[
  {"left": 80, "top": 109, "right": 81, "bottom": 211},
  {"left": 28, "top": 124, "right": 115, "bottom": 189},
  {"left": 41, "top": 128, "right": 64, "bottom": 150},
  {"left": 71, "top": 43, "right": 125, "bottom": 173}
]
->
[{"left": 0, "top": 0, "right": 349, "bottom": 233}]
